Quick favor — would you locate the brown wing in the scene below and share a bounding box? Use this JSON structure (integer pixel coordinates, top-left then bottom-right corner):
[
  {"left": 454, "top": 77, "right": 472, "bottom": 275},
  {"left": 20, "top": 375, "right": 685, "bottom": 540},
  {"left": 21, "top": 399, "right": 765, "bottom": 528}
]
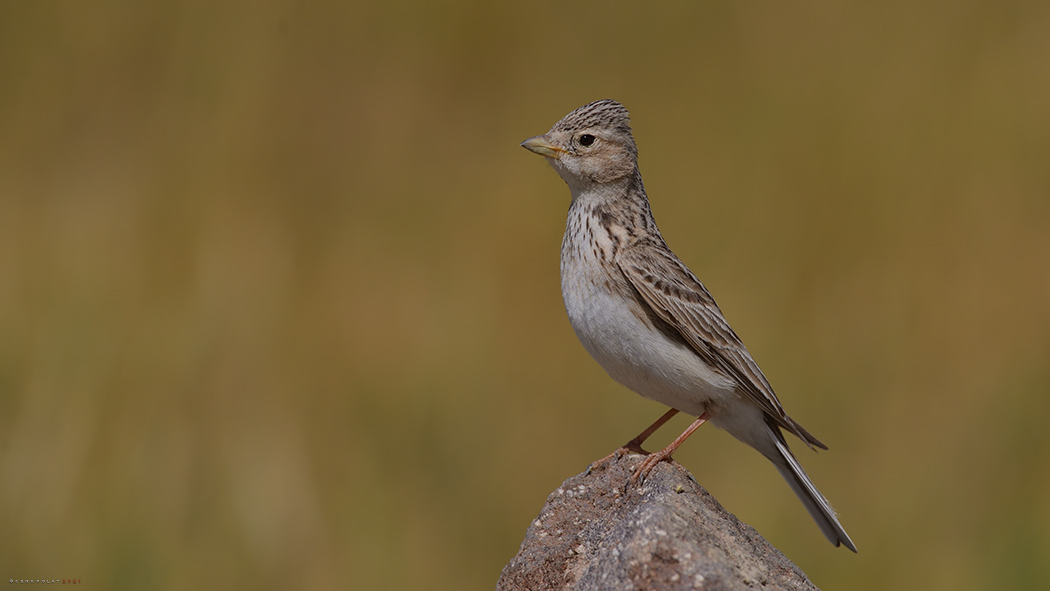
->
[{"left": 617, "top": 238, "right": 827, "bottom": 450}]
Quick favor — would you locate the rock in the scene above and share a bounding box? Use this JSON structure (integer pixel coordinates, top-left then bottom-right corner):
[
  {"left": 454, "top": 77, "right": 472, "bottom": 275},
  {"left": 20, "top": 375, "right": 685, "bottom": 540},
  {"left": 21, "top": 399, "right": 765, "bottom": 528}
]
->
[{"left": 496, "top": 453, "right": 820, "bottom": 591}]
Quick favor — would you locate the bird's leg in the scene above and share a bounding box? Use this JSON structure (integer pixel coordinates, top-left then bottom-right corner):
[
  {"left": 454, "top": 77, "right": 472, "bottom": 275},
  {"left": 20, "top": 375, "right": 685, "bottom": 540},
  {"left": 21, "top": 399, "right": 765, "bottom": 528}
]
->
[
  {"left": 631, "top": 412, "right": 710, "bottom": 484},
  {"left": 623, "top": 408, "right": 680, "bottom": 452},
  {"left": 587, "top": 408, "right": 679, "bottom": 474}
]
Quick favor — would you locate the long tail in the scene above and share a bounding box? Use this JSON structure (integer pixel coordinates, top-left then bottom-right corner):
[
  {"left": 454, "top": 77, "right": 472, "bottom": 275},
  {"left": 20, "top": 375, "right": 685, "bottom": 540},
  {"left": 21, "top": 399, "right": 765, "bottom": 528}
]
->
[{"left": 767, "top": 422, "right": 857, "bottom": 552}]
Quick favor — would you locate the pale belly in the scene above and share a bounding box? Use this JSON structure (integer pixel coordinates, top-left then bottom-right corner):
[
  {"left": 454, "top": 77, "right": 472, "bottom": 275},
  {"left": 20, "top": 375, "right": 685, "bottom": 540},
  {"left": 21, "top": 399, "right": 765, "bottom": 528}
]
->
[{"left": 560, "top": 256, "right": 737, "bottom": 418}]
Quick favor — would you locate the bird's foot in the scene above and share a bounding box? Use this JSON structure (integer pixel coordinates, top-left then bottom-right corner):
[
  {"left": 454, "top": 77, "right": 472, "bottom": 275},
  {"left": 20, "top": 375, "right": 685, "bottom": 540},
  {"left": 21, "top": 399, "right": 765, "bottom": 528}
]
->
[
  {"left": 629, "top": 446, "right": 676, "bottom": 486},
  {"left": 586, "top": 439, "right": 649, "bottom": 475},
  {"left": 628, "top": 412, "right": 710, "bottom": 486}
]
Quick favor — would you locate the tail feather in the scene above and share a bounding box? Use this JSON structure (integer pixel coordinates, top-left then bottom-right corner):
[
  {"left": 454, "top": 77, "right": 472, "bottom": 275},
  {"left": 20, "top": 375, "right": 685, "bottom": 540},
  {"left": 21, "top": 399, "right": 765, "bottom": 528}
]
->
[{"left": 769, "top": 429, "right": 857, "bottom": 552}]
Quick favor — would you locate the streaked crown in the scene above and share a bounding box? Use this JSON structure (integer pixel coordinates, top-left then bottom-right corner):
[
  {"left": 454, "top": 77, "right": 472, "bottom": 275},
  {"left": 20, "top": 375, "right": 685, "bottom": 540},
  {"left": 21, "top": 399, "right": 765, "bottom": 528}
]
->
[{"left": 551, "top": 99, "right": 633, "bottom": 138}]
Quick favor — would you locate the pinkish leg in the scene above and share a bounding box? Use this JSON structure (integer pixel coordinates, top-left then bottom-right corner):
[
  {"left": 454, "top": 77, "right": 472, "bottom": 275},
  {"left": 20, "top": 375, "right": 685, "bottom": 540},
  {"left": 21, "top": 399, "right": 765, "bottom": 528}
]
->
[
  {"left": 631, "top": 412, "right": 710, "bottom": 484},
  {"left": 588, "top": 408, "right": 679, "bottom": 473}
]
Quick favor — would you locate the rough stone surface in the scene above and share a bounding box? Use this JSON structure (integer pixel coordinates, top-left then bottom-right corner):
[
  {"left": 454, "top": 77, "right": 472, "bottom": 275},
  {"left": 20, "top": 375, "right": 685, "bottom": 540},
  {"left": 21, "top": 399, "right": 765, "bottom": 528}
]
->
[{"left": 496, "top": 453, "right": 820, "bottom": 591}]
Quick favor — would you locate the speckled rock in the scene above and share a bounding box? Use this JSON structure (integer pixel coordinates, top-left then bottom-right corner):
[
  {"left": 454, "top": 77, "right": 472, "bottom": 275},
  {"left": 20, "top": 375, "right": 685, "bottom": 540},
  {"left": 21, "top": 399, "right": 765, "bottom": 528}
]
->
[{"left": 496, "top": 453, "right": 819, "bottom": 591}]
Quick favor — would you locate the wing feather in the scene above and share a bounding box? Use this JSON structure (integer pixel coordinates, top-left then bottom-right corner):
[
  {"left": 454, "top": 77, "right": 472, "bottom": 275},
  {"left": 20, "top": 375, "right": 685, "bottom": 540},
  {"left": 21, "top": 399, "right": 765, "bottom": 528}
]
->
[{"left": 617, "top": 239, "right": 826, "bottom": 449}]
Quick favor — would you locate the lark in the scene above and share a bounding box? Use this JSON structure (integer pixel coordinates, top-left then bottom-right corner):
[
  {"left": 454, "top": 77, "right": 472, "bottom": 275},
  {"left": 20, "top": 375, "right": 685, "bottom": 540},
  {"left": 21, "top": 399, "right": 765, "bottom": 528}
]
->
[{"left": 521, "top": 99, "right": 856, "bottom": 551}]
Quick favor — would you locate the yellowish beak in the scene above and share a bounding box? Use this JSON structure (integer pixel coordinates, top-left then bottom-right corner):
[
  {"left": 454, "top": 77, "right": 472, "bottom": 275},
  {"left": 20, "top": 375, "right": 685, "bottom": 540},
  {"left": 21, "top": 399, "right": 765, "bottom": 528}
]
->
[{"left": 520, "top": 135, "right": 563, "bottom": 159}]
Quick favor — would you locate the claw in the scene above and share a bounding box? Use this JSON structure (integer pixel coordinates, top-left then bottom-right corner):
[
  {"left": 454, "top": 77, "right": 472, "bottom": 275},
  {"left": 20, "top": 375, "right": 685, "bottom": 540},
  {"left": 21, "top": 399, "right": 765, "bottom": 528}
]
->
[
  {"left": 630, "top": 447, "right": 674, "bottom": 485},
  {"left": 588, "top": 446, "right": 632, "bottom": 475}
]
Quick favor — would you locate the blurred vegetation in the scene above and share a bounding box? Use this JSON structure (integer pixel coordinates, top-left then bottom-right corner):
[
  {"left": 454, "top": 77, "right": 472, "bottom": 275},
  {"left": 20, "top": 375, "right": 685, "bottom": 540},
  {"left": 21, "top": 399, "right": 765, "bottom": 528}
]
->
[{"left": 2, "top": 1, "right": 1049, "bottom": 589}]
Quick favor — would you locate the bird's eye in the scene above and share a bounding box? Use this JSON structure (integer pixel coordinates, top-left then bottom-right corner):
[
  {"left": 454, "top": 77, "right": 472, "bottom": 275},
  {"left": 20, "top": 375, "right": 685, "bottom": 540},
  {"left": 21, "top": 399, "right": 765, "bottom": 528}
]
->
[{"left": 578, "top": 134, "right": 596, "bottom": 147}]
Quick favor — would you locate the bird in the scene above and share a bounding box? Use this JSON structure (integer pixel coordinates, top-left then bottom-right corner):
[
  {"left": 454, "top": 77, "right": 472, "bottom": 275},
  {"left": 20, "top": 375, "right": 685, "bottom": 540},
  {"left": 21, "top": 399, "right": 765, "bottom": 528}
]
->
[{"left": 520, "top": 99, "right": 856, "bottom": 552}]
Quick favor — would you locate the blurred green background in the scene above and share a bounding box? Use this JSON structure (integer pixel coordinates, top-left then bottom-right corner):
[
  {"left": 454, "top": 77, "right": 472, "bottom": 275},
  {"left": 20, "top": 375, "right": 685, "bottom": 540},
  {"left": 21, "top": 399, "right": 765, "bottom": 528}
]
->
[{"left": 2, "top": 1, "right": 1049, "bottom": 589}]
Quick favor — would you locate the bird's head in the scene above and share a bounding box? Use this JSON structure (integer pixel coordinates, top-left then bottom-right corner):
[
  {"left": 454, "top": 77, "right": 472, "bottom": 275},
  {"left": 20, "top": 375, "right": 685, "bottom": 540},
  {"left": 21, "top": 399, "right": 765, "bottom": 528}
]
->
[{"left": 521, "top": 99, "right": 638, "bottom": 193}]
